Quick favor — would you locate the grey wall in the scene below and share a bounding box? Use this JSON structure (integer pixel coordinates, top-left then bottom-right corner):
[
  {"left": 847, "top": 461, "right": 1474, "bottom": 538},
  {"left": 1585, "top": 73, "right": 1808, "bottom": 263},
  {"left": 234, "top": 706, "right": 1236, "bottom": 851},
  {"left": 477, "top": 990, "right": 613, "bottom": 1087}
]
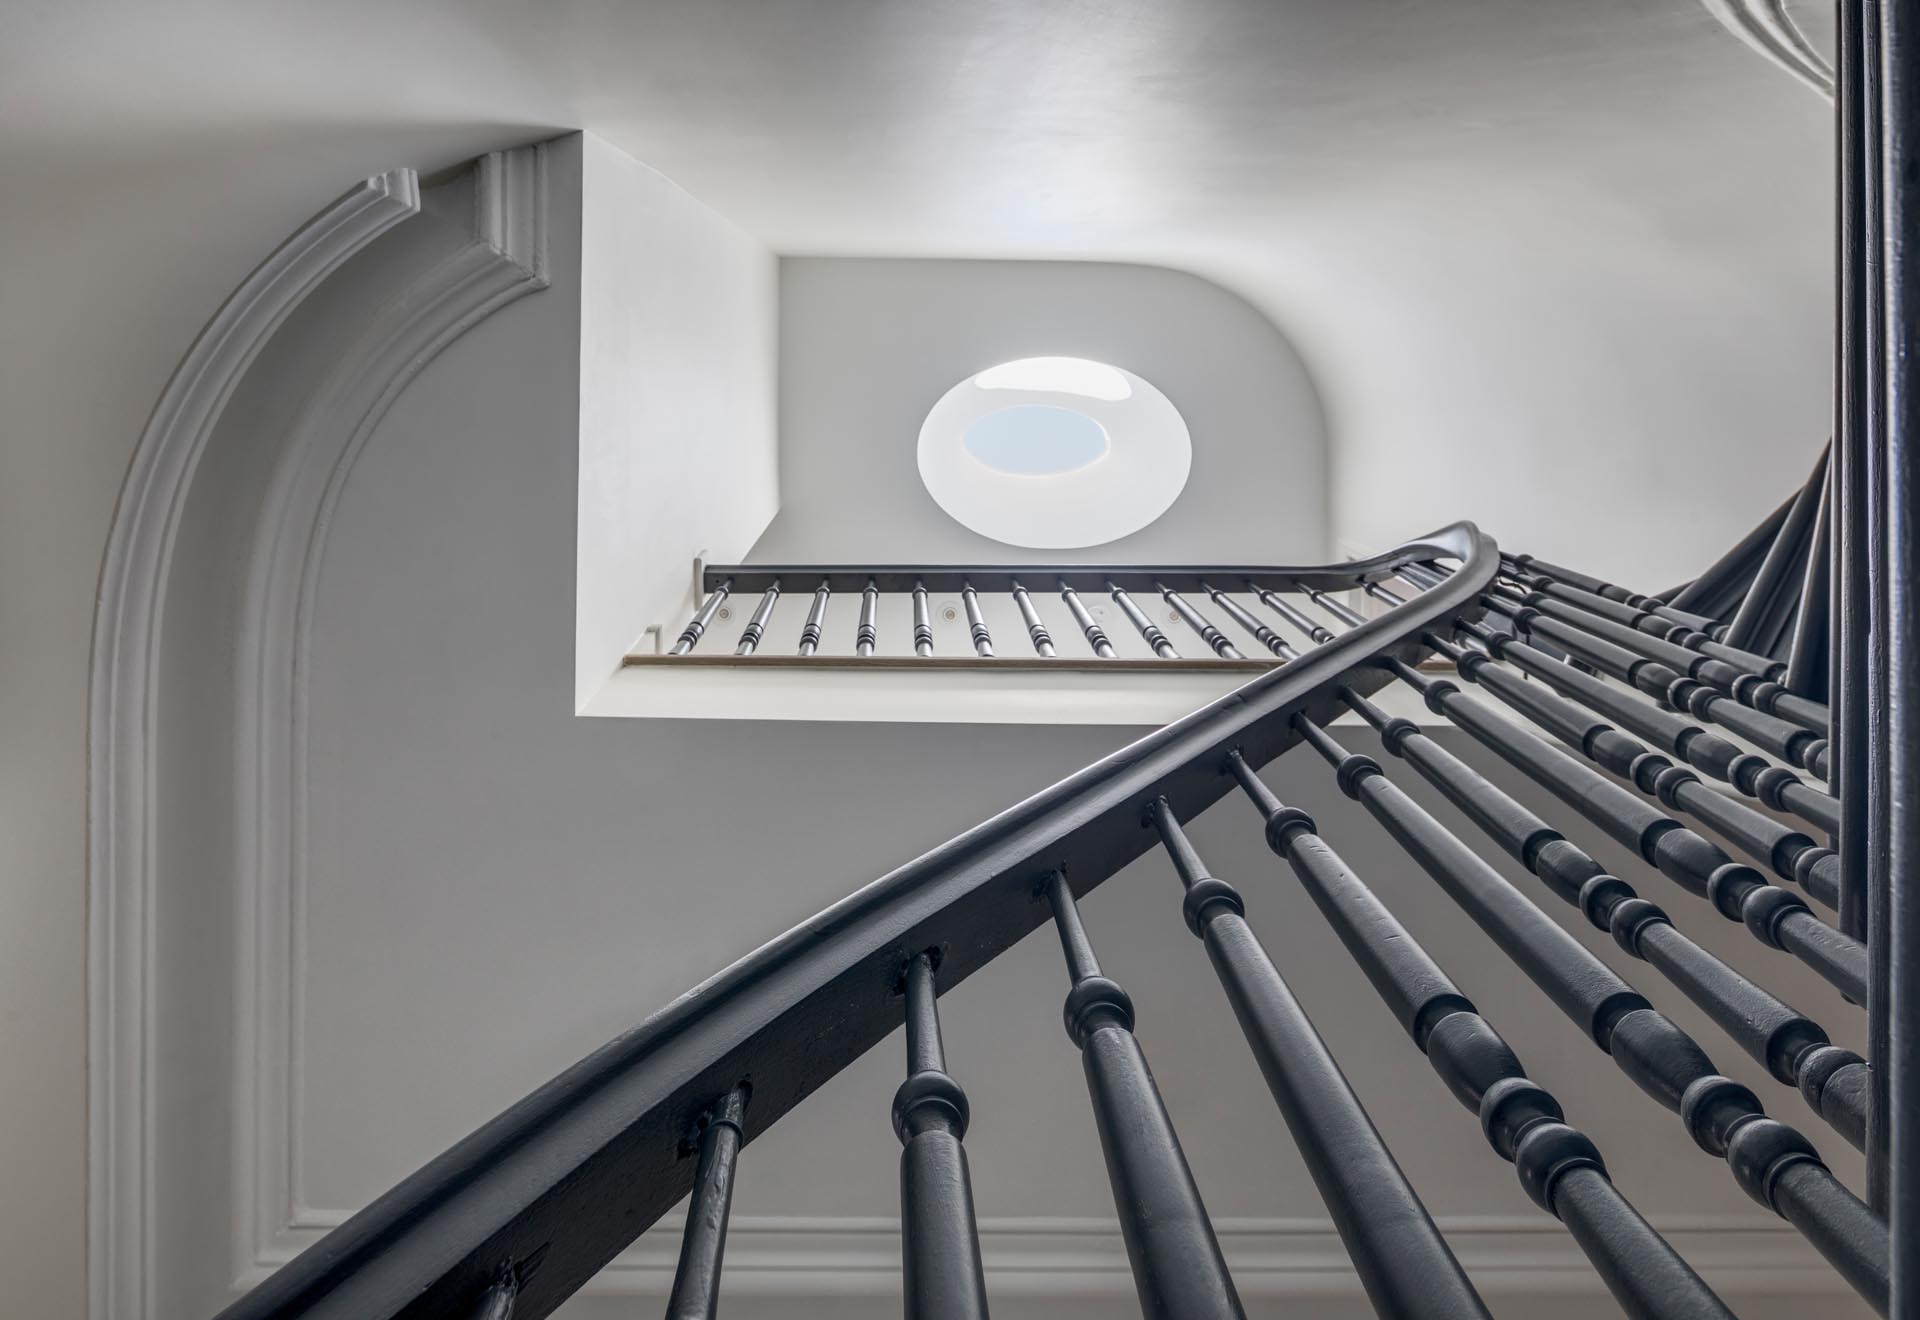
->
[{"left": 753, "top": 258, "right": 1330, "bottom": 564}]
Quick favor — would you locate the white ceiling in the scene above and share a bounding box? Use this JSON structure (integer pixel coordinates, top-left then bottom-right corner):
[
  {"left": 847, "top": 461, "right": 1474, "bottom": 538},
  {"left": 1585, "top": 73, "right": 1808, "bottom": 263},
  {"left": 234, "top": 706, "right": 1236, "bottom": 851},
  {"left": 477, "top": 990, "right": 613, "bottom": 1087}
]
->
[{"left": 3, "top": 0, "right": 1835, "bottom": 583}]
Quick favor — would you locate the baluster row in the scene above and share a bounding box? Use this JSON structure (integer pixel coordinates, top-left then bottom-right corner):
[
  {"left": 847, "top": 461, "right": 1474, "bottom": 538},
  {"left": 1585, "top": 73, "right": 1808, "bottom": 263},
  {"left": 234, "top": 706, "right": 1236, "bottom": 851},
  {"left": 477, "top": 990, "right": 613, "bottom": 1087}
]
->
[{"left": 665, "top": 576, "right": 1439, "bottom": 663}]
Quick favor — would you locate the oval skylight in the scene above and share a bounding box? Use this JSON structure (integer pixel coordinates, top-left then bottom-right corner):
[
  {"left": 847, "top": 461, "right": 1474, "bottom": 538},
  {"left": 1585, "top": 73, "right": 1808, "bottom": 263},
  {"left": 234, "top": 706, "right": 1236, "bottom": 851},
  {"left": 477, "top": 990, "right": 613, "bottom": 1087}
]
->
[
  {"left": 918, "top": 356, "right": 1191, "bottom": 549},
  {"left": 962, "top": 405, "right": 1111, "bottom": 475}
]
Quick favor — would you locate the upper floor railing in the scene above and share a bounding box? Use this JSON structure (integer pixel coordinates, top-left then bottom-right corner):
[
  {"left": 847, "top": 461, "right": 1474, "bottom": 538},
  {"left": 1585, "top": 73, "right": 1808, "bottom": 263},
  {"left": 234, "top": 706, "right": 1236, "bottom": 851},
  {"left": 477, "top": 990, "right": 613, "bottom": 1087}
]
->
[{"left": 214, "top": 510, "right": 1910, "bottom": 1319}]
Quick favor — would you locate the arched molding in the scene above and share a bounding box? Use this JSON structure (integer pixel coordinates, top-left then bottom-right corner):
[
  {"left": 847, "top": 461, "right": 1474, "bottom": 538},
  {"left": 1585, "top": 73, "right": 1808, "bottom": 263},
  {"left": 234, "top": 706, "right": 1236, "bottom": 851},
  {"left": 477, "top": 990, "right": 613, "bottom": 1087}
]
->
[
  {"left": 231, "top": 144, "right": 548, "bottom": 1279},
  {"left": 87, "top": 142, "right": 551, "bottom": 1318},
  {"left": 1699, "top": 0, "right": 1834, "bottom": 97},
  {"left": 87, "top": 167, "right": 419, "bottom": 1320}
]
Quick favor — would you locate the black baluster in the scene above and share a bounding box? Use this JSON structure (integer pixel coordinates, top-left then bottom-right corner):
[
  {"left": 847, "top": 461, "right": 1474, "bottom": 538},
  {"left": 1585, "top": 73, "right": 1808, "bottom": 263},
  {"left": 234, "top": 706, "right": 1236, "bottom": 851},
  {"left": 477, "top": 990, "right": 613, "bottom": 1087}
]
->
[
  {"left": 1880, "top": 0, "right": 1920, "bottom": 1267},
  {"left": 893, "top": 953, "right": 990, "bottom": 1320},
  {"left": 1783, "top": 472, "right": 1832, "bottom": 699},
  {"left": 1011, "top": 582, "right": 1056, "bottom": 656},
  {"left": 733, "top": 584, "right": 781, "bottom": 656},
  {"left": 1289, "top": 716, "right": 1890, "bottom": 1311},
  {"left": 1504, "top": 564, "right": 1785, "bottom": 682},
  {"left": 672, "top": 580, "right": 733, "bottom": 656},
  {"left": 1059, "top": 583, "right": 1115, "bottom": 658},
  {"left": 1159, "top": 585, "right": 1244, "bottom": 658},
  {"left": 1248, "top": 582, "right": 1335, "bottom": 643},
  {"left": 857, "top": 579, "right": 879, "bottom": 657},
  {"left": 961, "top": 583, "right": 994, "bottom": 658},
  {"left": 1454, "top": 614, "right": 1838, "bottom": 837},
  {"left": 1043, "top": 871, "right": 1243, "bottom": 1319},
  {"left": 666, "top": 1086, "right": 749, "bottom": 1320},
  {"left": 1145, "top": 800, "right": 1491, "bottom": 1320},
  {"left": 1109, "top": 583, "right": 1178, "bottom": 658},
  {"left": 1497, "top": 585, "right": 1831, "bottom": 736},
  {"left": 1202, "top": 583, "right": 1296, "bottom": 659},
  {"left": 797, "top": 581, "right": 831, "bottom": 656},
  {"left": 913, "top": 581, "right": 935, "bottom": 657},
  {"left": 1424, "top": 626, "right": 1845, "bottom": 909},
  {"left": 1330, "top": 681, "right": 1867, "bottom": 1149},
  {"left": 1503, "top": 553, "right": 1718, "bottom": 633},
  {"left": 1390, "top": 651, "right": 1865, "bottom": 1002},
  {"left": 1723, "top": 449, "right": 1830, "bottom": 653},
  {"left": 1220, "top": 763, "right": 1739, "bottom": 1319},
  {"left": 1668, "top": 496, "right": 1794, "bottom": 614},
  {"left": 1485, "top": 592, "right": 1829, "bottom": 778}
]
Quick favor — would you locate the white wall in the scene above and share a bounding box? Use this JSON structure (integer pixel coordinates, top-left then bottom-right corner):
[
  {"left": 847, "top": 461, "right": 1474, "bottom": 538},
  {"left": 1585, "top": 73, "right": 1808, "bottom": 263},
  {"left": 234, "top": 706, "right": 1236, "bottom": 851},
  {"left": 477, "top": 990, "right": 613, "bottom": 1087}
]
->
[
  {"left": 752, "top": 258, "right": 1329, "bottom": 564},
  {"left": 575, "top": 134, "right": 778, "bottom": 705}
]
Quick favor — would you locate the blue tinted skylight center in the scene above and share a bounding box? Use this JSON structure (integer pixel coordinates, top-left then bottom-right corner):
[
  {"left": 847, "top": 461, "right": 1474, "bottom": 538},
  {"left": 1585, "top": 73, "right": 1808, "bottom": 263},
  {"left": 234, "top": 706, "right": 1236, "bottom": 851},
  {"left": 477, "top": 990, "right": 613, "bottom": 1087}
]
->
[{"left": 961, "top": 405, "right": 1112, "bottom": 476}]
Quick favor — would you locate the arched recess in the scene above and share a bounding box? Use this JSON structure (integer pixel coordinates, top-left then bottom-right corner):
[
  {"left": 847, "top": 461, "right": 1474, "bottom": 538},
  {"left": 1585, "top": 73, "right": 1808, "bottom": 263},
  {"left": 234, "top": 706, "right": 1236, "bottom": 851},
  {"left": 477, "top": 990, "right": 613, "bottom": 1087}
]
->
[{"left": 87, "top": 144, "right": 549, "bottom": 1320}]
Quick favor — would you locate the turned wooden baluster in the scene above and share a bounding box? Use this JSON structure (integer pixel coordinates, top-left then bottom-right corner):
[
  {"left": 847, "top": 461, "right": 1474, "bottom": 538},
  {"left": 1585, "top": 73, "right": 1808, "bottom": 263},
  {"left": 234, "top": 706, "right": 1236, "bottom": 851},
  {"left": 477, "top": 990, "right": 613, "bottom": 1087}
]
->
[
  {"left": 961, "top": 583, "right": 994, "bottom": 658},
  {"left": 1044, "top": 871, "right": 1242, "bottom": 1318},
  {"left": 1059, "top": 584, "right": 1115, "bottom": 658},
  {"left": 671, "top": 580, "right": 732, "bottom": 656},
  {"left": 733, "top": 584, "right": 781, "bottom": 656},
  {"left": 1288, "top": 713, "right": 1888, "bottom": 1312},
  {"left": 797, "top": 581, "right": 831, "bottom": 656},
  {"left": 913, "top": 581, "right": 935, "bottom": 657},
  {"left": 893, "top": 953, "right": 990, "bottom": 1320},
  {"left": 857, "top": 579, "right": 879, "bottom": 656},
  {"left": 665, "top": 1086, "right": 749, "bottom": 1320},
  {"left": 1011, "top": 581, "right": 1056, "bottom": 656},
  {"left": 1108, "top": 583, "right": 1178, "bottom": 658},
  {"left": 1219, "top": 763, "right": 1737, "bottom": 1320},
  {"left": 1201, "top": 583, "right": 1296, "bottom": 659},
  {"left": 1158, "top": 584, "right": 1243, "bottom": 658},
  {"left": 1145, "top": 800, "right": 1490, "bottom": 1320}
]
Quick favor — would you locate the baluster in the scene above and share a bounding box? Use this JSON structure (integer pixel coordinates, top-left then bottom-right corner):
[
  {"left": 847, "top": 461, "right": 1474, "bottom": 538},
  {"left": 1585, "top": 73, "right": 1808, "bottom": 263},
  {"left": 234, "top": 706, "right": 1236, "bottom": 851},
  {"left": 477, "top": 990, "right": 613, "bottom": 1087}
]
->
[
  {"left": 1144, "top": 800, "right": 1490, "bottom": 1320},
  {"left": 1504, "top": 564, "right": 1785, "bottom": 681},
  {"left": 733, "top": 584, "right": 781, "bottom": 656},
  {"left": 1288, "top": 715, "right": 1889, "bottom": 1311},
  {"left": 1433, "top": 627, "right": 1844, "bottom": 909},
  {"left": 1294, "top": 587, "right": 1866, "bottom": 1006},
  {"left": 1328, "top": 680, "right": 1867, "bottom": 1149},
  {"left": 1043, "top": 871, "right": 1243, "bottom": 1319},
  {"left": 797, "top": 581, "right": 831, "bottom": 656},
  {"left": 1109, "top": 583, "right": 1178, "bottom": 658},
  {"left": 1158, "top": 585, "right": 1243, "bottom": 658},
  {"left": 1482, "top": 591, "right": 1830, "bottom": 778},
  {"left": 913, "top": 581, "right": 935, "bottom": 657},
  {"left": 1504, "top": 552, "right": 1719, "bottom": 632},
  {"left": 893, "top": 953, "right": 990, "bottom": 1320},
  {"left": 1010, "top": 581, "right": 1056, "bottom": 656},
  {"left": 671, "top": 580, "right": 732, "bottom": 656},
  {"left": 960, "top": 583, "right": 994, "bottom": 658},
  {"left": 1202, "top": 583, "right": 1296, "bottom": 659},
  {"left": 1248, "top": 582, "right": 1334, "bottom": 644},
  {"left": 1217, "top": 765, "right": 1738, "bottom": 1319},
  {"left": 1059, "top": 584, "right": 1115, "bottom": 658},
  {"left": 857, "top": 579, "right": 879, "bottom": 656},
  {"left": 1451, "top": 612, "right": 1838, "bottom": 837},
  {"left": 1722, "top": 449, "right": 1830, "bottom": 653},
  {"left": 1495, "top": 583, "right": 1831, "bottom": 735},
  {"left": 1783, "top": 475, "right": 1832, "bottom": 699},
  {"left": 1880, "top": 0, "right": 1920, "bottom": 1251},
  {"left": 666, "top": 1086, "right": 749, "bottom": 1320}
]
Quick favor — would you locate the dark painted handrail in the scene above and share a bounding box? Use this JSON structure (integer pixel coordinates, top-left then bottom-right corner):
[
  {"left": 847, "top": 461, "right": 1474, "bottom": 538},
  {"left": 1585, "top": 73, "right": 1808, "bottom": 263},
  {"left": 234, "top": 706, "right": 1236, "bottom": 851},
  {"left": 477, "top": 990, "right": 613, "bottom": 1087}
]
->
[{"left": 214, "top": 524, "right": 1493, "bottom": 1320}]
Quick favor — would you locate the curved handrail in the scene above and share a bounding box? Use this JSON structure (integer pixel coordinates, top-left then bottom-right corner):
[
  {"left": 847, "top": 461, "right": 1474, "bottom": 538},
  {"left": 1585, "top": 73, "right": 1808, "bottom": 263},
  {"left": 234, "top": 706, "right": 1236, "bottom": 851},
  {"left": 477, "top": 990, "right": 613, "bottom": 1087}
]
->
[{"left": 215, "top": 522, "right": 1497, "bottom": 1320}]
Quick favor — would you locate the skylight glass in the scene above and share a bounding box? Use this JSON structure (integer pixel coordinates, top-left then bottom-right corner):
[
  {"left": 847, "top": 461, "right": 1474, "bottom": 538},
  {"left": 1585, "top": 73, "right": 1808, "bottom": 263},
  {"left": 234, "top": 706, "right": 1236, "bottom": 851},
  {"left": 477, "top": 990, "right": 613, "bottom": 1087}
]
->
[{"left": 961, "top": 405, "right": 1111, "bottom": 475}]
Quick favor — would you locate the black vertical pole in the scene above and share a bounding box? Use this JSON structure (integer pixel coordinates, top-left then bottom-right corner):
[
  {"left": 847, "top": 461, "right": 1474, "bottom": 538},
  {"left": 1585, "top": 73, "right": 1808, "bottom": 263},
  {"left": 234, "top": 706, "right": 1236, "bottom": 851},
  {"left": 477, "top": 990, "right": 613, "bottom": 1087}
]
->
[
  {"left": 1840, "top": 0, "right": 1873, "bottom": 947},
  {"left": 1880, "top": 3, "right": 1920, "bottom": 1310},
  {"left": 665, "top": 1087, "right": 749, "bottom": 1320},
  {"left": 894, "top": 953, "right": 991, "bottom": 1320}
]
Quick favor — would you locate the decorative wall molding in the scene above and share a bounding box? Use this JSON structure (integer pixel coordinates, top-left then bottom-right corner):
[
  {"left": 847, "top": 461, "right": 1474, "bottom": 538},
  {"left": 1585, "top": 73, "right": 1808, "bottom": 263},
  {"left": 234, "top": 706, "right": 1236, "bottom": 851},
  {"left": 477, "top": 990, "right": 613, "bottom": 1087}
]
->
[
  {"left": 237, "top": 1212, "right": 1843, "bottom": 1300},
  {"left": 230, "top": 145, "right": 548, "bottom": 1283},
  {"left": 1699, "top": 0, "right": 1833, "bottom": 97},
  {"left": 87, "top": 168, "right": 420, "bottom": 1320}
]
